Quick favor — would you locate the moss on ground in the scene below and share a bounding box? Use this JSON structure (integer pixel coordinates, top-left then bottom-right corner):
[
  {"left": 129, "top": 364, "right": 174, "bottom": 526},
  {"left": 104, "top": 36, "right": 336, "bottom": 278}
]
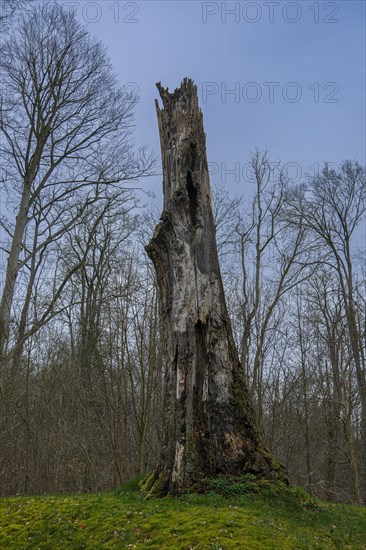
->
[{"left": 0, "top": 478, "right": 365, "bottom": 549}]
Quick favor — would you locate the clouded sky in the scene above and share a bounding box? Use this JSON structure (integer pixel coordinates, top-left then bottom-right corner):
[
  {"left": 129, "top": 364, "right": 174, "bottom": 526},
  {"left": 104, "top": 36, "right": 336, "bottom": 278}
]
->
[{"left": 43, "top": 1, "right": 366, "bottom": 201}]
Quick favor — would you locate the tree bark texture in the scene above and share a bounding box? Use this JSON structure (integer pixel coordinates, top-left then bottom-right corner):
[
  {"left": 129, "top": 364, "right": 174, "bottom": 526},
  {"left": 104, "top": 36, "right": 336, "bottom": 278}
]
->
[{"left": 142, "top": 79, "right": 285, "bottom": 496}]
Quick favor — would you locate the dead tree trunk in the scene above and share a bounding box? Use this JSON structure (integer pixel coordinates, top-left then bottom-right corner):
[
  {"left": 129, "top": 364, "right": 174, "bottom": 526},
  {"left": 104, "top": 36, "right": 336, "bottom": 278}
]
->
[{"left": 141, "top": 79, "right": 285, "bottom": 496}]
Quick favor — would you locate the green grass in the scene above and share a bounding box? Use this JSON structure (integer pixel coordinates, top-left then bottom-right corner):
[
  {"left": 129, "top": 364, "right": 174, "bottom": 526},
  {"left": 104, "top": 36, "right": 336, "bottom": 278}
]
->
[{"left": 0, "top": 478, "right": 365, "bottom": 549}]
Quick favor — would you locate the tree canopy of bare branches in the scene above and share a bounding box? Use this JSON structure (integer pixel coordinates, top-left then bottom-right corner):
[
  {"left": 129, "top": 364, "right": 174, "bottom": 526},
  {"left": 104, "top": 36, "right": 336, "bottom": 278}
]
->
[{"left": 0, "top": 2, "right": 155, "bottom": 362}]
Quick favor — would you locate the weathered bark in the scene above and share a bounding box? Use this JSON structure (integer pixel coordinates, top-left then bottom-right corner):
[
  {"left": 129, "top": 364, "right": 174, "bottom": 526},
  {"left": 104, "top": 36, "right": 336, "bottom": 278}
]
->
[{"left": 141, "top": 79, "right": 285, "bottom": 497}]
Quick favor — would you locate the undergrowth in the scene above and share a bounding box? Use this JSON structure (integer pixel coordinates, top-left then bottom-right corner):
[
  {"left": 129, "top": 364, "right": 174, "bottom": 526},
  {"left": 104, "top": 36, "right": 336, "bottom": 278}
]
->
[{"left": 0, "top": 477, "right": 365, "bottom": 549}]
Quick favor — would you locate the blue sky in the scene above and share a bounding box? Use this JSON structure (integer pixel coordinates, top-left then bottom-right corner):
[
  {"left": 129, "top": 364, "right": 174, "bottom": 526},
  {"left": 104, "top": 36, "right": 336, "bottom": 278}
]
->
[{"left": 43, "top": 1, "right": 366, "bottom": 200}]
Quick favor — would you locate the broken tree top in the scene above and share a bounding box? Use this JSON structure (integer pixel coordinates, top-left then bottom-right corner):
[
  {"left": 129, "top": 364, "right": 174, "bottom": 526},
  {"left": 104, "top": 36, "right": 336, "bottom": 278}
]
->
[
  {"left": 155, "top": 78, "right": 207, "bottom": 208},
  {"left": 142, "top": 78, "right": 286, "bottom": 497}
]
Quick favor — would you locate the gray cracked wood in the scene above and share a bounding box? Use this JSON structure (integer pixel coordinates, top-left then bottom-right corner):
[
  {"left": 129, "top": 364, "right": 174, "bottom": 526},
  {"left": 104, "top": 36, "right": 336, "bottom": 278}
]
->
[{"left": 142, "top": 78, "right": 285, "bottom": 496}]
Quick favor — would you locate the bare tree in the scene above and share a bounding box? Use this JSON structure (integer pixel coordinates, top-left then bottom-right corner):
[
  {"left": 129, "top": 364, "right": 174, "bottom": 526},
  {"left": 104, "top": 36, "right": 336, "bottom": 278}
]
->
[
  {"left": 222, "top": 151, "right": 311, "bottom": 423},
  {"left": 288, "top": 161, "right": 366, "bottom": 501},
  {"left": 0, "top": 3, "right": 154, "bottom": 364}
]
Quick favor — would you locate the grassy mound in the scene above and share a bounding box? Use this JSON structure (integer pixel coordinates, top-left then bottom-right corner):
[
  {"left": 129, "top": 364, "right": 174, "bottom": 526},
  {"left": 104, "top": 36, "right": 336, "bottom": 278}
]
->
[{"left": 0, "top": 478, "right": 365, "bottom": 548}]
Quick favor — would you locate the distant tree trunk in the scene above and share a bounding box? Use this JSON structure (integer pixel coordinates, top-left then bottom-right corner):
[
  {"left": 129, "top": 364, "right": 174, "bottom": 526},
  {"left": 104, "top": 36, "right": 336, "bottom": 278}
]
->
[{"left": 141, "top": 79, "right": 286, "bottom": 497}]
